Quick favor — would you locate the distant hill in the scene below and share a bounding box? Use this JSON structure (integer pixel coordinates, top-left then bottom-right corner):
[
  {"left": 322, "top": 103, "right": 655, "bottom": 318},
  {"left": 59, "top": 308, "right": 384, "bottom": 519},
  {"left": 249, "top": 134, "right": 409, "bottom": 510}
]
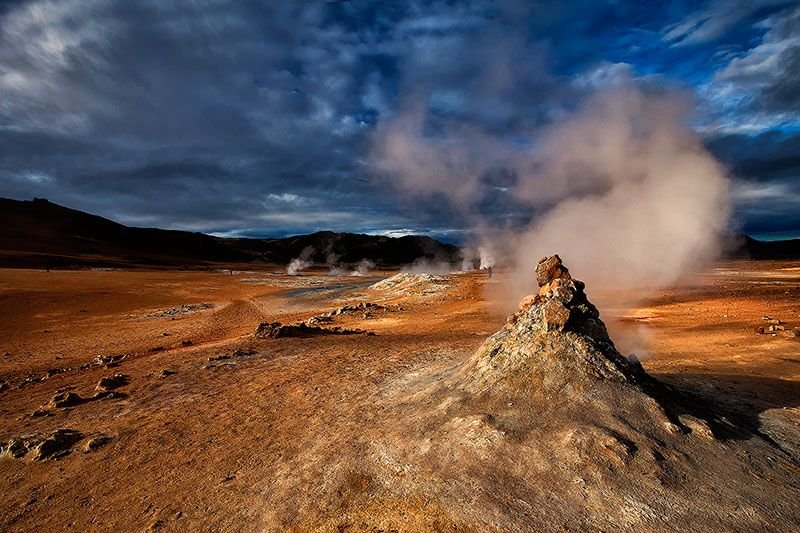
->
[
  {"left": 234, "top": 231, "right": 460, "bottom": 267},
  {"left": 723, "top": 233, "right": 800, "bottom": 260},
  {"left": 0, "top": 197, "right": 461, "bottom": 269}
]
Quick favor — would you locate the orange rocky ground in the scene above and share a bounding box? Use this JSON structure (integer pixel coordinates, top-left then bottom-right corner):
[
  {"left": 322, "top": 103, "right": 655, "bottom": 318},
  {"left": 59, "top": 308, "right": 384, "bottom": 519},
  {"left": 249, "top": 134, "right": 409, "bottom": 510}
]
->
[{"left": 0, "top": 261, "right": 799, "bottom": 530}]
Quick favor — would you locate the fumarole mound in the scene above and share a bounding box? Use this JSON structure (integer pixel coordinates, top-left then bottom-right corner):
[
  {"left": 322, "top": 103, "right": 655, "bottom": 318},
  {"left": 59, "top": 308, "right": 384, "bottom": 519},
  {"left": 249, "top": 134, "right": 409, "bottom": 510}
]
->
[
  {"left": 460, "top": 254, "right": 653, "bottom": 396},
  {"left": 263, "top": 256, "right": 800, "bottom": 531}
]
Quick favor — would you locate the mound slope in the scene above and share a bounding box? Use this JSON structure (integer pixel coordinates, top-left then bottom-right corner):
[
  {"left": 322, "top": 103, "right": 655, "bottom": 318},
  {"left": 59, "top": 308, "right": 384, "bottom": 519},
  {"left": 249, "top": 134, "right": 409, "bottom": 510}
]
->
[{"left": 263, "top": 256, "right": 800, "bottom": 531}]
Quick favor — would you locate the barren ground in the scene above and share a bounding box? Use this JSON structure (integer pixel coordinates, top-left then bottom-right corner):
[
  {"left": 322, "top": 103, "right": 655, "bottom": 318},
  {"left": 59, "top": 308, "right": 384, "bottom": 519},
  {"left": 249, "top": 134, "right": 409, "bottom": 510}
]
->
[{"left": 1, "top": 260, "right": 799, "bottom": 530}]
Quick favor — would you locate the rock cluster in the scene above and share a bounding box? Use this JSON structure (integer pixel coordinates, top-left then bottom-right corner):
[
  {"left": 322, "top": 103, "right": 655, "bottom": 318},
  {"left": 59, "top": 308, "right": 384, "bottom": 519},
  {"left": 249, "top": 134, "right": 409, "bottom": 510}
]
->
[
  {"left": 756, "top": 316, "right": 800, "bottom": 337},
  {"left": 1, "top": 428, "right": 85, "bottom": 461},
  {"left": 517, "top": 254, "right": 613, "bottom": 343},
  {"left": 96, "top": 373, "right": 130, "bottom": 391},
  {"left": 254, "top": 321, "right": 374, "bottom": 339},
  {"left": 307, "top": 302, "right": 396, "bottom": 325}
]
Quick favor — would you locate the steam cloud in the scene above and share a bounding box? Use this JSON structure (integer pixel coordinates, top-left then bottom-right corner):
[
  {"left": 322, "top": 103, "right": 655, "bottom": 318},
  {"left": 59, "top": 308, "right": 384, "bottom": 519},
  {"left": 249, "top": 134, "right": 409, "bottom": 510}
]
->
[
  {"left": 375, "top": 80, "right": 731, "bottom": 314},
  {"left": 459, "top": 244, "right": 496, "bottom": 272},
  {"left": 351, "top": 259, "right": 375, "bottom": 276},
  {"left": 286, "top": 246, "right": 314, "bottom": 276},
  {"left": 505, "top": 86, "right": 729, "bottom": 307},
  {"left": 325, "top": 252, "right": 342, "bottom": 276},
  {"left": 478, "top": 246, "right": 496, "bottom": 270}
]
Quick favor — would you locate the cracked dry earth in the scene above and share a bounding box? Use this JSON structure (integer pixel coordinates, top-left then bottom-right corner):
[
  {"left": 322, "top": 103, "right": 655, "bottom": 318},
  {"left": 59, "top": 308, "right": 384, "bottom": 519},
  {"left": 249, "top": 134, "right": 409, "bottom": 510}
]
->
[{"left": 1, "top": 262, "right": 800, "bottom": 531}]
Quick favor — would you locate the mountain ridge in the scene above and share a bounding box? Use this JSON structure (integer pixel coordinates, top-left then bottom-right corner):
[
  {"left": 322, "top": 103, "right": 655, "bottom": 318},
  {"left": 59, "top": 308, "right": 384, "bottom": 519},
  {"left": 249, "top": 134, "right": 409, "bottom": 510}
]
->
[
  {"left": 0, "top": 197, "right": 461, "bottom": 269},
  {"left": 1, "top": 197, "right": 798, "bottom": 269}
]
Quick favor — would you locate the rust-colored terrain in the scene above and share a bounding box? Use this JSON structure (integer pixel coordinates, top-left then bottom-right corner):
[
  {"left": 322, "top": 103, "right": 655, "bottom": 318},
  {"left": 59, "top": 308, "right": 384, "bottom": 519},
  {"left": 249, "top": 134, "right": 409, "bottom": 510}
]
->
[{"left": 1, "top": 261, "right": 799, "bottom": 530}]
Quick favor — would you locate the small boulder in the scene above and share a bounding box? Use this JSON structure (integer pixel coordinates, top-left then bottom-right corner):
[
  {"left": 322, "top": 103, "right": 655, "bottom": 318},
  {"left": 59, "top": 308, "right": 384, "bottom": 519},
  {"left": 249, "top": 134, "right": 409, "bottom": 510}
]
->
[
  {"left": 4, "top": 436, "right": 38, "bottom": 458},
  {"left": 96, "top": 373, "right": 130, "bottom": 391},
  {"left": 50, "top": 391, "right": 85, "bottom": 408},
  {"left": 31, "top": 429, "right": 83, "bottom": 461},
  {"left": 83, "top": 435, "right": 112, "bottom": 453},
  {"left": 535, "top": 254, "right": 571, "bottom": 292}
]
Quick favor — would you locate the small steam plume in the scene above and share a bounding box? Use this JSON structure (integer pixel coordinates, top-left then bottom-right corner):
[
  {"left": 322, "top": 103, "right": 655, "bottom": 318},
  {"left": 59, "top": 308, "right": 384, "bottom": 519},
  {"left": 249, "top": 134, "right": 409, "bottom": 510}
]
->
[
  {"left": 460, "top": 247, "right": 479, "bottom": 271},
  {"left": 325, "top": 252, "right": 342, "bottom": 276},
  {"left": 459, "top": 242, "right": 496, "bottom": 272},
  {"left": 286, "top": 245, "right": 315, "bottom": 276},
  {"left": 351, "top": 259, "right": 375, "bottom": 276},
  {"left": 402, "top": 257, "right": 455, "bottom": 275},
  {"left": 478, "top": 245, "right": 496, "bottom": 270}
]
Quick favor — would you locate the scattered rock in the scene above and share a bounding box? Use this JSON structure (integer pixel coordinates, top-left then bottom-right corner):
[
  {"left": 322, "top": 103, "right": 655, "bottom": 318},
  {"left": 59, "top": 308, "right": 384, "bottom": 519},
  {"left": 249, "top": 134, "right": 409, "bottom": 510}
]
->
[
  {"left": 3, "top": 436, "right": 39, "bottom": 458},
  {"left": 143, "top": 303, "right": 214, "bottom": 319},
  {"left": 96, "top": 373, "right": 130, "bottom": 391},
  {"left": 307, "top": 302, "right": 395, "bottom": 325},
  {"left": 334, "top": 301, "right": 388, "bottom": 316},
  {"left": 756, "top": 320, "right": 793, "bottom": 335},
  {"left": 48, "top": 387, "right": 125, "bottom": 410},
  {"left": 50, "top": 391, "right": 86, "bottom": 408},
  {"left": 93, "top": 354, "right": 126, "bottom": 367},
  {"left": 93, "top": 390, "right": 126, "bottom": 401},
  {"left": 208, "top": 354, "right": 231, "bottom": 362},
  {"left": 255, "top": 321, "right": 374, "bottom": 339},
  {"left": 32, "top": 429, "right": 83, "bottom": 461},
  {"left": 306, "top": 315, "right": 334, "bottom": 326},
  {"left": 181, "top": 340, "right": 194, "bottom": 346},
  {"left": 83, "top": 435, "right": 112, "bottom": 453},
  {"left": 158, "top": 369, "right": 177, "bottom": 378},
  {"left": 678, "top": 414, "right": 716, "bottom": 441},
  {"left": 20, "top": 374, "right": 44, "bottom": 387},
  {"left": 0, "top": 382, "right": 7, "bottom": 393},
  {"left": 44, "top": 368, "right": 65, "bottom": 379}
]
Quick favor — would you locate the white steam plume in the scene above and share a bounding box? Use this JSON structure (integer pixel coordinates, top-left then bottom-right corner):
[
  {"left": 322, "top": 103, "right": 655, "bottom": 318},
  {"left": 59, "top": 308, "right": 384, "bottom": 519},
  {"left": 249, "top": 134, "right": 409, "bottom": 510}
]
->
[
  {"left": 325, "top": 251, "right": 343, "bottom": 276},
  {"left": 460, "top": 247, "right": 479, "bottom": 271},
  {"left": 286, "top": 245, "right": 315, "bottom": 276},
  {"left": 374, "top": 80, "right": 731, "bottom": 317},
  {"left": 478, "top": 245, "right": 496, "bottom": 270},
  {"left": 351, "top": 259, "right": 375, "bottom": 276},
  {"left": 505, "top": 86, "right": 730, "bottom": 307},
  {"left": 402, "top": 257, "right": 455, "bottom": 275}
]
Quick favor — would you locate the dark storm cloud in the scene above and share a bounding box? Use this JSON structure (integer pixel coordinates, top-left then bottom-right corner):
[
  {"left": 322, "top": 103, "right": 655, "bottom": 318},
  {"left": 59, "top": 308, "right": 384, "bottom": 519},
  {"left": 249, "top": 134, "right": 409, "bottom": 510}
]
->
[
  {"left": 0, "top": 0, "right": 798, "bottom": 239},
  {"left": 0, "top": 1, "right": 388, "bottom": 229},
  {"left": 706, "top": 129, "right": 800, "bottom": 238}
]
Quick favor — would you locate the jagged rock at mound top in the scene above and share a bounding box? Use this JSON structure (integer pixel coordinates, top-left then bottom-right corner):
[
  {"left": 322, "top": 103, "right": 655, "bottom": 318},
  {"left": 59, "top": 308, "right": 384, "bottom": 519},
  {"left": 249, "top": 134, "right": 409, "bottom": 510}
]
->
[{"left": 461, "top": 254, "right": 651, "bottom": 395}]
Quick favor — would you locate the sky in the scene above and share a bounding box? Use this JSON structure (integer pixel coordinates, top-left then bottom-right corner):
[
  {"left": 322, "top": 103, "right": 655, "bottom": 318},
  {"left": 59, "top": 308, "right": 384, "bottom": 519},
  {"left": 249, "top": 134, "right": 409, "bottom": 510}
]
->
[{"left": 0, "top": 0, "right": 798, "bottom": 242}]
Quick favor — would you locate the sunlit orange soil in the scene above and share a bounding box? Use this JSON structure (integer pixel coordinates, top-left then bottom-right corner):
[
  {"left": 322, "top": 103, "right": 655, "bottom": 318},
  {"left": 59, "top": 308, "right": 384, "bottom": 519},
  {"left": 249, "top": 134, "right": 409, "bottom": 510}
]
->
[{"left": 0, "top": 260, "right": 797, "bottom": 530}]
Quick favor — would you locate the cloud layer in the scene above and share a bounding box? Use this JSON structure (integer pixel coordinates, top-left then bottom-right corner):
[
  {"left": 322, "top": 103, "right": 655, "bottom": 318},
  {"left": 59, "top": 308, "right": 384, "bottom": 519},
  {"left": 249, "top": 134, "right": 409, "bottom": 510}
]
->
[{"left": 0, "top": 0, "right": 797, "bottom": 240}]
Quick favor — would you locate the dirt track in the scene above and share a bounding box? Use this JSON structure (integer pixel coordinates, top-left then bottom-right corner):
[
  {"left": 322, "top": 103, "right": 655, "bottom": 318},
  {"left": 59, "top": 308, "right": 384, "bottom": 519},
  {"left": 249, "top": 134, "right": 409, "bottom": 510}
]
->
[{"left": 1, "top": 261, "right": 799, "bottom": 530}]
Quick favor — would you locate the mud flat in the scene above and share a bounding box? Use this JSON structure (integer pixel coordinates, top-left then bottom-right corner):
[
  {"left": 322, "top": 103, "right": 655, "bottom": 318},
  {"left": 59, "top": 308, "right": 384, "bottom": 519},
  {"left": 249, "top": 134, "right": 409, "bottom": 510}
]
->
[{"left": 0, "top": 261, "right": 799, "bottom": 530}]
